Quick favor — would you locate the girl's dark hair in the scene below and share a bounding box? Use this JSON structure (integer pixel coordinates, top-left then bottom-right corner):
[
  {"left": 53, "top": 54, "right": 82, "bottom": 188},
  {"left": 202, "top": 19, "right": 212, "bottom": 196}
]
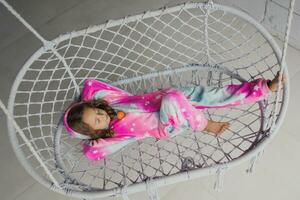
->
[{"left": 66, "top": 99, "right": 118, "bottom": 140}]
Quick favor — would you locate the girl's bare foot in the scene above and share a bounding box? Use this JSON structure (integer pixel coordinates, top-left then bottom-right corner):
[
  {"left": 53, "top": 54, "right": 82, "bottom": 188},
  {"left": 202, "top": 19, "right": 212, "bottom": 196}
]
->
[
  {"left": 267, "top": 71, "right": 287, "bottom": 92},
  {"left": 203, "top": 120, "right": 230, "bottom": 135}
]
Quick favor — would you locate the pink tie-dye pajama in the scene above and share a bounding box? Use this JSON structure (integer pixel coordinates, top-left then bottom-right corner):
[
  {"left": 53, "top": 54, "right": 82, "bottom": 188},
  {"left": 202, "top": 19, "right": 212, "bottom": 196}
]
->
[{"left": 77, "top": 78, "right": 271, "bottom": 160}]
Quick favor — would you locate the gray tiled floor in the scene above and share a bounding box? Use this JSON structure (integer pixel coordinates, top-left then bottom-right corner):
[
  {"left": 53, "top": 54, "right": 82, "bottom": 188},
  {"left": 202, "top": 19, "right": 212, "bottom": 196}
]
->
[{"left": 0, "top": 0, "right": 299, "bottom": 200}]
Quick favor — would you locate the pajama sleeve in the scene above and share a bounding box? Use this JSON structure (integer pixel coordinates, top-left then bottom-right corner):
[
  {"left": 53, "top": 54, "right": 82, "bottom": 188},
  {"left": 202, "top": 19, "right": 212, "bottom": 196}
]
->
[
  {"left": 81, "top": 79, "right": 132, "bottom": 102},
  {"left": 81, "top": 136, "right": 138, "bottom": 161},
  {"left": 158, "top": 88, "right": 208, "bottom": 138},
  {"left": 178, "top": 78, "right": 271, "bottom": 109}
]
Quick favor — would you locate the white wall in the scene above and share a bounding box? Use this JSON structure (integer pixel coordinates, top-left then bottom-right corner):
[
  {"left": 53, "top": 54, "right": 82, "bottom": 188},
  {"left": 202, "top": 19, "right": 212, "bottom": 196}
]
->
[{"left": 222, "top": 0, "right": 300, "bottom": 49}]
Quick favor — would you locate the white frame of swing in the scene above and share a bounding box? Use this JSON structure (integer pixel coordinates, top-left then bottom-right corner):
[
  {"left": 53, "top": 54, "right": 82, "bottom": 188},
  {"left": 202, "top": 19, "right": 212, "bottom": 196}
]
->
[{"left": 6, "top": 2, "right": 289, "bottom": 199}]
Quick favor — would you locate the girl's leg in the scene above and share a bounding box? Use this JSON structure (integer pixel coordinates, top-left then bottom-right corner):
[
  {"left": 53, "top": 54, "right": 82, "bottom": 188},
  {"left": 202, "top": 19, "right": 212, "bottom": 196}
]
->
[
  {"left": 158, "top": 75, "right": 284, "bottom": 137},
  {"left": 176, "top": 78, "right": 271, "bottom": 109},
  {"left": 158, "top": 88, "right": 208, "bottom": 137},
  {"left": 158, "top": 88, "right": 230, "bottom": 137}
]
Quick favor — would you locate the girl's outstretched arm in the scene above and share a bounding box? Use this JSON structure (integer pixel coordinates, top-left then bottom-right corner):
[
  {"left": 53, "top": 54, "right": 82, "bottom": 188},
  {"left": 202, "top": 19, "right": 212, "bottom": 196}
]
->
[{"left": 177, "top": 78, "right": 271, "bottom": 109}]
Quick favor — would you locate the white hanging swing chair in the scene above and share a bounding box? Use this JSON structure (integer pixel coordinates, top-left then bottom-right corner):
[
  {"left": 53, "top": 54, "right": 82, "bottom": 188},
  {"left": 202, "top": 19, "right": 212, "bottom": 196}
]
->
[{"left": 0, "top": 0, "right": 294, "bottom": 199}]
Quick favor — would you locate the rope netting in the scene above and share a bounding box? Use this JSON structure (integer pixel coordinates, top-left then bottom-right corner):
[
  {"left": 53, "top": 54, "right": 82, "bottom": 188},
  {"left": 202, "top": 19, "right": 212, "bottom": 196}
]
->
[{"left": 1, "top": 1, "right": 291, "bottom": 199}]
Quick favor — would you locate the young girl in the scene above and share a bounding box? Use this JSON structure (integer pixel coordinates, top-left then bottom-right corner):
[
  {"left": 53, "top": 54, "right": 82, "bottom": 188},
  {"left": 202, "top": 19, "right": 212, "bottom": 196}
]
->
[{"left": 63, "top": 72, "right": 285, "bottom": 160}]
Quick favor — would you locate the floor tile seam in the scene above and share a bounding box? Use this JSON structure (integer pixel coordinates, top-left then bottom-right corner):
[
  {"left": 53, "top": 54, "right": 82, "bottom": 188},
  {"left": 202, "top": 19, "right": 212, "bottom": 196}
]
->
[
  {"left": 0, "top": 0, "right": 85, "bottom": 53},
  {"left": 12, "top": 181, "right": 36, "bottom": 200}
]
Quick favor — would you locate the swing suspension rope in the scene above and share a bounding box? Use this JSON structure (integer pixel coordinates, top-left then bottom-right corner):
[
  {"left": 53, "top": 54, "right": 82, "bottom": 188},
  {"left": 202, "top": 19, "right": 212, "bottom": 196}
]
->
[
  {"left": 0, "top": 0, "right": 295, "bottom": 199},
  {"left": 271, "top": 0, "right": 295, "bottom": 133}
]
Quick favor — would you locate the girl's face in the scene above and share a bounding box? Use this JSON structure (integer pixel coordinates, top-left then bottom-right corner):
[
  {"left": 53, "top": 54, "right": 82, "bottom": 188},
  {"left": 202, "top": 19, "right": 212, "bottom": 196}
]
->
[{"left": 82, "top": 107, "right": 111, "bottom": 131}]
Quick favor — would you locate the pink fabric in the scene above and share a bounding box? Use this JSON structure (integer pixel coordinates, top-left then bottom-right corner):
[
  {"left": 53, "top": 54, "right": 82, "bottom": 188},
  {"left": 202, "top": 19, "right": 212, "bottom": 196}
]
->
[
  {"left": 225, "top": 78, "right": 271, "bottom": 105},
  {"left": 158, "top": 88, "right": 208, "bottom": 132},
  {"left": 65, "top": 78, "right": 271, "bottom": 160},
  {"left": 191, "top": 79, "right": 271, "bottom": 109},
  {"left": 77, "top": 79, "right": 210, "bottom": 160}
]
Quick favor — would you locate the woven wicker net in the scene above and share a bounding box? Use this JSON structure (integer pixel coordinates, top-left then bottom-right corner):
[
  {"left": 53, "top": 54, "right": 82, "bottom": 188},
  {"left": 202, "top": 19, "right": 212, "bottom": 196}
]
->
[{"left": 5, "top": 2, "right": 288, "bottom": 199}]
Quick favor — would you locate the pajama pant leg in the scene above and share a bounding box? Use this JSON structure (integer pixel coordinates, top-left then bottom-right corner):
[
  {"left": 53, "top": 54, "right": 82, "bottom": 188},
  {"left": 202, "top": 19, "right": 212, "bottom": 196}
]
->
[
  {"left": 175, "top": 78, "right": 271, "bottom": 109},
  {"left": 158, "top": 88, "right": 208, "bottom": 137}
]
